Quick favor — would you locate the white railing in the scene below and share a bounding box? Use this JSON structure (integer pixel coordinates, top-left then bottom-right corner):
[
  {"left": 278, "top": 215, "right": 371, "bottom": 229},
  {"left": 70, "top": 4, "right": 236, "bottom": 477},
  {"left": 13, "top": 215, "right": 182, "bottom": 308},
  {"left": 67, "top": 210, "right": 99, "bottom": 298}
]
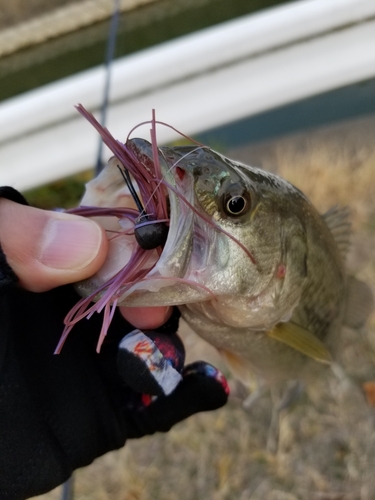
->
[{"left": 1, "top": 0, "right": 375, "bottom": 190}]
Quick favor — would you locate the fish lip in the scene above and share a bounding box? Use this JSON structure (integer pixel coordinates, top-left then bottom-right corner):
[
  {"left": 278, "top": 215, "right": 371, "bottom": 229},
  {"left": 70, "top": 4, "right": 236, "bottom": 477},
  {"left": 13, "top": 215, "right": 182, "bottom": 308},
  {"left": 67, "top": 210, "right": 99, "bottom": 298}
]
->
[
  {"left": 117, "top": 139, "right": 198, "bottom": 305},
  {"left": 147, "top": 141, "right": 194, "bottom": 272},
  {"left": 119, "top": 140, "right": 223, "bottom": 307}
]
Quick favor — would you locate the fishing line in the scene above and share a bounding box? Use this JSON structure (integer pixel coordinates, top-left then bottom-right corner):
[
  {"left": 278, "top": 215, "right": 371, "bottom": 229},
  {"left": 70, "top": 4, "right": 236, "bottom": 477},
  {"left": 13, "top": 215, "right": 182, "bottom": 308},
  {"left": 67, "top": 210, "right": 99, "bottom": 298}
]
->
[
  {"left": 95, "top": 0, "right": 120, "bottom": 175},
  {"left": 126, "top": 119, "right": 205, "bottom": 148}
]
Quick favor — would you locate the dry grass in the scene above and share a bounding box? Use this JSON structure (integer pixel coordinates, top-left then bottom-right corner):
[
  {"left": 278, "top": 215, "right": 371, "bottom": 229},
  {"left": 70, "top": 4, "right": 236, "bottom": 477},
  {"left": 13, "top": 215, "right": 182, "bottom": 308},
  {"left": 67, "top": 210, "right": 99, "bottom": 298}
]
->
[{"left": 36, "top": 114, "right": 375, "bottom": 500}]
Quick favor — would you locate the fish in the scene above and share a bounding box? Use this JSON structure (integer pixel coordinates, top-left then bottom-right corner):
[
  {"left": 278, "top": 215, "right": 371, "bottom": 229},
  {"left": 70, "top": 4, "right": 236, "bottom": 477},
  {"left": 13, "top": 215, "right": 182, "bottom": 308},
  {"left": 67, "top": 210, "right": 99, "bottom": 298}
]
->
[{"left": 65, "top": 107, "right": 373, "bottom": 386}]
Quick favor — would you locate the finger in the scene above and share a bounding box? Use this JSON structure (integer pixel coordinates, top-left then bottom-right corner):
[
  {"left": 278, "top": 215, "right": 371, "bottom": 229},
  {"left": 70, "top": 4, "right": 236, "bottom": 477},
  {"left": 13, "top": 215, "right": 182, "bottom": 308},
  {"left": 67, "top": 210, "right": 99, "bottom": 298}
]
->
[
  {"left": 0, "top": 199, "right": 108, "bottom": 292},
  {"left": 119, "top": 306, "right": 172, "bottom": 330}
]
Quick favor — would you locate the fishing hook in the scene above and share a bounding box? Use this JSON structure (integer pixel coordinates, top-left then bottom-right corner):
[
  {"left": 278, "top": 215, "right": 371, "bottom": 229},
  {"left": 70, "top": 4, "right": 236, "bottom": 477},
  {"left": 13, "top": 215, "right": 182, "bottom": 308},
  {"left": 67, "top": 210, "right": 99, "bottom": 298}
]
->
[
  {"left": 116, "top": 165, "right": 145, "bottom": 215},
  {"left": 116, "top": 165, "right": 169, "bottom": 250}
]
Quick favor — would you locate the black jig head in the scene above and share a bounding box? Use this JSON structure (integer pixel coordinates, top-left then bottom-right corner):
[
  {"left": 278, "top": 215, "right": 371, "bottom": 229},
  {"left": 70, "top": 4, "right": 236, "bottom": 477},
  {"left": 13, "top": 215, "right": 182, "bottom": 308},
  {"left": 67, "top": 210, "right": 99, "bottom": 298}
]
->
[
  {"left": 117, "top": 165, "right": 169, "bottom": 250},
  {"left": 134, "top": 216, "right": 169, "bottom": 250}
]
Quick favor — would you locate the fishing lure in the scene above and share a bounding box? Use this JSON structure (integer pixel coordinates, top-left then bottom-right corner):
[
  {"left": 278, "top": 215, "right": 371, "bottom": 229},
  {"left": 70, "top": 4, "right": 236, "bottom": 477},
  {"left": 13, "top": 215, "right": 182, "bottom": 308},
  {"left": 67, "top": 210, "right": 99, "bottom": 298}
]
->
[
  {"left": 56, "top": 105, "right": 253, "bottom": 355},
  {"left": 116, "top": 164, "right": 169, "bottom": 250}
]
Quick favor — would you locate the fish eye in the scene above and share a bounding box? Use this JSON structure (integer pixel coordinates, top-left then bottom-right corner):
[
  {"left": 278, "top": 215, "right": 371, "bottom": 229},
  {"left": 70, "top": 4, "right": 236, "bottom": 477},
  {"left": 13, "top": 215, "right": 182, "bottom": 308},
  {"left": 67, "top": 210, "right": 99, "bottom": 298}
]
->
[
  {"left": 222, "top": 182, "right": 251, "bottom": 218},
  {"left": 226, "top": 195, "right": 247, "bottom": 215}
]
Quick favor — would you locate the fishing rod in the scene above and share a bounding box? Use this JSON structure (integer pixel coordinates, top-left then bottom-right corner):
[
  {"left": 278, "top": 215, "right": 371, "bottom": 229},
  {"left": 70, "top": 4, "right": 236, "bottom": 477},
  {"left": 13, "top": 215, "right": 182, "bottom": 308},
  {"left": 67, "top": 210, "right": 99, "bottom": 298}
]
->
[
  {"left": 61, "top": 2, "right": 120, "bottom": 499},
  {"left": 61, "top": 477, "right": 74, "bottom": 500}
]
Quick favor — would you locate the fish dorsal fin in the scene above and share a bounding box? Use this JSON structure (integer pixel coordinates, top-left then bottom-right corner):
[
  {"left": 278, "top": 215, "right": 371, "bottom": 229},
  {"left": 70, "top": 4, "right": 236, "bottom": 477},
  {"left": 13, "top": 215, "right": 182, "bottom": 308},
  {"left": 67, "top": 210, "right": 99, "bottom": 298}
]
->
[
  {"left": 322, "top": 206, "right": 351, "bottom": 261},
  {"left": 343, "top": 275, "right": 374, "bottom": 329},
  {"left": 267, "top": 322, "right": 332, "bottom": 364}
]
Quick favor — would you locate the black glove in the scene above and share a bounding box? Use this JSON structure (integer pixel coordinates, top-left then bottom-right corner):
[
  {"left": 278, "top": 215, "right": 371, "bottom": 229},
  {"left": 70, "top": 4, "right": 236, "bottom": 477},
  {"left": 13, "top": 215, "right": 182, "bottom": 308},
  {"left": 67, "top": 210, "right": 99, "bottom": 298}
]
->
[{"left": 0, "top": 187, "right": 229, "bottom": 500}]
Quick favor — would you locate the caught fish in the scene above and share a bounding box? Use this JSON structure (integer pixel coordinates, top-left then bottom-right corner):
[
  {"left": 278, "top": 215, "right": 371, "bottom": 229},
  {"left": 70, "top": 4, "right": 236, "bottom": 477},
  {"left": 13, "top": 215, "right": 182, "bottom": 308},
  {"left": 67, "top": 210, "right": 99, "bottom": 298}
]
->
[{"left": 59, "top": 105, "right": 373, "bottom": 387}]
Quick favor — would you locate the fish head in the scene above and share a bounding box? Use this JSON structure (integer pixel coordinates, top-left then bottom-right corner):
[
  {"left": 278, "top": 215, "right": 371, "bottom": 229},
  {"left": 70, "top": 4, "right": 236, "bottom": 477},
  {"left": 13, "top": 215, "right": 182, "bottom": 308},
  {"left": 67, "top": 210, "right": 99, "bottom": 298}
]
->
[{"left": 77, "top": 139, "right": 309, "bottom": 330}]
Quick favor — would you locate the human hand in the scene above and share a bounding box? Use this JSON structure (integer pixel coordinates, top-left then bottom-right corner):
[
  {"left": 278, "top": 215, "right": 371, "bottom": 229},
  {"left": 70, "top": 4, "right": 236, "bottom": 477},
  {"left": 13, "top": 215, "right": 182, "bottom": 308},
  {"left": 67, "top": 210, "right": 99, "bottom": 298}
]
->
[
  {"left": 0, "top": 187, "right": 228, "bottom": 499},
  {"left": 0, "top": 186, "right": 171, "bottom": 329}
]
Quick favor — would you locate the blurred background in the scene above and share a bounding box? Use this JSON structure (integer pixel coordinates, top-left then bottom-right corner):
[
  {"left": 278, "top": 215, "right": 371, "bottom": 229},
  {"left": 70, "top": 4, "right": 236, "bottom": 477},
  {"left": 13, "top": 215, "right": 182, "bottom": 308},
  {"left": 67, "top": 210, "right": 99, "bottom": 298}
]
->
[{"left": 1, "top": 0, "right": 375, "bottom": 498}]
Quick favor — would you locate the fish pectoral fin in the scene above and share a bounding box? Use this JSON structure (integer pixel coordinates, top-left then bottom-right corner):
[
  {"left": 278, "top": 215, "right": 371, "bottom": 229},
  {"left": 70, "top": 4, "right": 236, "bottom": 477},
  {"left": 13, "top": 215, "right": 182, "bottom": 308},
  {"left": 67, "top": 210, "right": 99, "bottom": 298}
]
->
[
  {"left": 267, "top": 322, "right": 332, "bottom": 364},
  {"left": 344, "top": 276, "right": 374, "bottom": 329},
  {"left": 219, "top": 349, "right": 255, "bottom": 387}
]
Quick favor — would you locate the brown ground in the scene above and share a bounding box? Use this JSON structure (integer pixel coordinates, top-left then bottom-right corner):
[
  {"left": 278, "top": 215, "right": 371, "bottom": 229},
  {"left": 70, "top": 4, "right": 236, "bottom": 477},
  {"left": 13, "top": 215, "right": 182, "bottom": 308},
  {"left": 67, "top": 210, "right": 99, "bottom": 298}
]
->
[{"left": 36, "top": 113, "right": 375, "bottom": 500}]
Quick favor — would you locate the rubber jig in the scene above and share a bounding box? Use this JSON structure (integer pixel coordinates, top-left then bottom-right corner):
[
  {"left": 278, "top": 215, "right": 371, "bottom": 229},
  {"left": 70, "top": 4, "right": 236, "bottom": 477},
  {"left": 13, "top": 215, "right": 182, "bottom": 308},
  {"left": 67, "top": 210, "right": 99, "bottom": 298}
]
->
[{"left": 117, "top": 165, "right": 169, "bottom": 250}]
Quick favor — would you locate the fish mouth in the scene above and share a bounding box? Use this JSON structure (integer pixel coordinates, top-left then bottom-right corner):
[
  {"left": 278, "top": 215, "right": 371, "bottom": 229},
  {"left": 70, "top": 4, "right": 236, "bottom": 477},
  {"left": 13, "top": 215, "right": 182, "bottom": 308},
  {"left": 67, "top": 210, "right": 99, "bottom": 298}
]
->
[
  {"left": 119, "top": 139, "right": 213, "bottom": 307},
  {"left": 75, "top": 139, "right": 214, "bottom": 308}
]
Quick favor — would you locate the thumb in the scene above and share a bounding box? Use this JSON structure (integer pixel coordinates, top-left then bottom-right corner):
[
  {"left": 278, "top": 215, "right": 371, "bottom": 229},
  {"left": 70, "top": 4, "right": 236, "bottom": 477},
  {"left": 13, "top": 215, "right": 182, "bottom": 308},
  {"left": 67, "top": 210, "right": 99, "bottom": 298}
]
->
[{"left": 0, "top": 198, "right": 107, "bottom": 292}]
